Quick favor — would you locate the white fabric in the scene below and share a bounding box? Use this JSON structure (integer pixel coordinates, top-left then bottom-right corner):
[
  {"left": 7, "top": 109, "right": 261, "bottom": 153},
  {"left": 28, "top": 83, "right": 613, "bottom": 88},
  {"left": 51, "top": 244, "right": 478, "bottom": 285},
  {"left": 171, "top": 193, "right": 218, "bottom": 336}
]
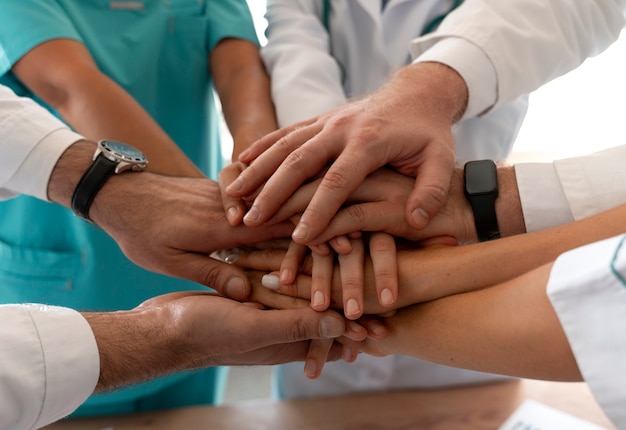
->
[
  {"left": 0, "top": 304, "right": 99, "bottom": 430},
  {"left": 547, "top": 234, "right": 626, "bottom": 429},
  {"left": 515, "top": 145, "right": 626, "bottom": 232},
  {"left": 410, "top": 0, "right": 626, "bottom": 118},
  {"left": 0, "top": 84, "right": 81, "bottom": 201},
  {"left": 262, "top": 0, "right": 529, "bottom": 162}
]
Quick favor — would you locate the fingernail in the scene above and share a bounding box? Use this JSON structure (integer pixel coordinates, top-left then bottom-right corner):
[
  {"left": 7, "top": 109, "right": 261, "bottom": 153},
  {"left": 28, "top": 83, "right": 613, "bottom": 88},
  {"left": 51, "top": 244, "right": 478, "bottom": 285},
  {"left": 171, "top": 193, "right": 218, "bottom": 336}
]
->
[
  {"left": 368, "top": 320, "right": 387, "bottom": 337},
  {"left": 227, "top": 207, "right": 239, "bottom": 224},
  {"left": 292, "top": 223, "right": 309, "bottom": 241},
  {"left": 244, "top": 206, "right": 260, "bottom": 224},
  {"left": 312, "top": 290, "right": 325, "bottom": 308},
  {"left": 335, "top": 236, "right": 351, "bottom": 249},
  {"left": 345, "top": 298, "right": 360, "bottom": 318},
  {"left": 261, "top": 274, "right": 280, "bottom": 290},
  {"left": 380, "top": 288, "right": 394, "bottom": 306},
  {"left": 320, "top": 315, "right": 344, "bottom": 338},
  {"left": 342, "top": 345, "right": 356, "bottom": 363},
  {"left": 304, "top": 359, "right": 317, "bottom": 379},
  {"left": 280, "top": 269, "right": 292, "bottom": 285},
  {"left": 224, "top": 254, "right": 239, "bottom": 264},
  {"left": 226, "top": 277, "right": 246, "bottom": 299},
  {"left": 411, "top": 208, "right": 430, "bottom": 228}
]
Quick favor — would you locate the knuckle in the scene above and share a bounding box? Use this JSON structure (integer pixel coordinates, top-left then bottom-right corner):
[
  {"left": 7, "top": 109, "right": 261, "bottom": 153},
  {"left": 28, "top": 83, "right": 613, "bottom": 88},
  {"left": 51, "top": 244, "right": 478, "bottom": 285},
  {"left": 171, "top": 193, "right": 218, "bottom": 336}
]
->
[
  {"left": 290, "top": 316, "right": 311, "bottom": 341},
  {"left": 345, "top": 204, "right": 368, "bottom": 224},
  {"left": 320, "top": 169, "right": 350, "bottom": 192}
]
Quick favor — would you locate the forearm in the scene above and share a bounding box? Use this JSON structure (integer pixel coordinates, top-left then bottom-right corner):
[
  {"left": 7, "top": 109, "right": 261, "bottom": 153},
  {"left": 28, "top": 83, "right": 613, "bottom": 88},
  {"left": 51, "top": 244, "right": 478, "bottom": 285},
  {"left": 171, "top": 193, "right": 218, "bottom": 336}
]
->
[
  {"left": 84, "top": 307, "right": 180, "bottom": 392},
  {"left": 212, "top": 39, "right": 278, "bottom": 160},
  {"left": 397, "top": 201, "right": 626, "bottom": 306},
  {"left": 370, "top": 262, "right": 581, "bottom": 381}
]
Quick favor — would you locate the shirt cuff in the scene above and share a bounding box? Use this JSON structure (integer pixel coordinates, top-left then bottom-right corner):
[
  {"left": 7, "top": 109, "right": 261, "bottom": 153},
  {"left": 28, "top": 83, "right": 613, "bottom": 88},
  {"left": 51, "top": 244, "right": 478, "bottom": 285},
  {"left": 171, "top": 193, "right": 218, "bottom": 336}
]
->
[
  {"left": 27, "top": 304, "right": 100, "bottom": 428},
  {"left": 547, "top": 234, "right": 626, "bottom": 428},
  {"left": 410, "top": 37, "right": 497, "bottom": 119},
  {"left": 514, "top": 162, "right": 574, "bottom": 232},
  {"left": 2, "top": 128, "right": 82, "bottom": 201}
]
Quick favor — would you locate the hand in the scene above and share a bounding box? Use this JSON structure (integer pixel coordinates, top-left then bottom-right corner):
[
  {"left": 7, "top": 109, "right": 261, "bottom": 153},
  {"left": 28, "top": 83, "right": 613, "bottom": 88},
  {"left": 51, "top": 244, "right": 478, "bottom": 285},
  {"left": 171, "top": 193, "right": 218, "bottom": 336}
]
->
[
  {"left": 271, "top": 167, "right": 476, "bottom": 246},
  {"left": 226, "top": 62, "right": 468, "bottom": 244},
  {"left": 91, "top": 172, "right": 294, "bottom": 300},
  {"left": 88, "top": 291, "right": 348, "bottom": 391}
]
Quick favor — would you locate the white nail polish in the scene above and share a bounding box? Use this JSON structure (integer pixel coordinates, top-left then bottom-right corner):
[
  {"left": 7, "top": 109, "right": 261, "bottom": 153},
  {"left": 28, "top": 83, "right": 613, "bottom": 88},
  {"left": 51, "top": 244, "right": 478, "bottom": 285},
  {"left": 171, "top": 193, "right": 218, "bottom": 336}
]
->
[{"left": 262, "top": 274, "right": 280, "bottom": 290}]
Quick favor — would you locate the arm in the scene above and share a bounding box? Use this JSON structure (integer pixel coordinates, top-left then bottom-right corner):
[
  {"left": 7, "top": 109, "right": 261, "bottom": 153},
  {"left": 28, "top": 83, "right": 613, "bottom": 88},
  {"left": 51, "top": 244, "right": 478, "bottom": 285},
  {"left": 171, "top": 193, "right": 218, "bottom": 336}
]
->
[
  {"left": 211, "top": 38, "right": 278, "bottom": 160},
  {"left": 262, "top": 0, "right": 347, "bottom": 126},
  {"left": 410, "top": 0, "right": 626, "bottom": 117},
  {"left": 11, "top": 39, "right": 203, "bottom": 177}
]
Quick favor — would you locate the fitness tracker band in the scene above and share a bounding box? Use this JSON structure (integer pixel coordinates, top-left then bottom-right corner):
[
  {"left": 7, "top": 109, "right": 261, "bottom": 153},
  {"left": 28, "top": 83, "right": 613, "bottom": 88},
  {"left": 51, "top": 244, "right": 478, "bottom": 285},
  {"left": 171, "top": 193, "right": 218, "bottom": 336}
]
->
[{"left": 464, "top": 159, "right": 500, "bottom": 242}]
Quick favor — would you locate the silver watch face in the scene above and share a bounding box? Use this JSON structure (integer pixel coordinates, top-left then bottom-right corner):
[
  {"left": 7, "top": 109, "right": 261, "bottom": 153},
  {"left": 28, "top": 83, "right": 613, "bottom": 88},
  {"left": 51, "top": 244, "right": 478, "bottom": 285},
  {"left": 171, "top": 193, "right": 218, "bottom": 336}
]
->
[{"left": 99, "top": 140, "right": 148, "bottom": 169}]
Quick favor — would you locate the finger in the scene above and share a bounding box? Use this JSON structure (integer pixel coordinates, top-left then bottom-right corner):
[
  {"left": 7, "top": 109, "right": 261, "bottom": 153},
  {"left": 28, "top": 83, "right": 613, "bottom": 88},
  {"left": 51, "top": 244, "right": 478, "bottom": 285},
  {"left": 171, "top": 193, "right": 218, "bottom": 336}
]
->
[
  {"left": 233, "top": 249, "right": 286, "bottom": 271},
  {"left": 242, "top": 131, "right": 338, "bottom": 227},
  {"left": 340, "top": 338, "right": 361, "bottom": 363},
  {"left": 280, "top": 242, "right": 308, "bottom": 286},
  {"left": 249, "top": 308, "right": 347, "bottom": 349},
  {"left": 218, "top": 163, "right": 248, "bottom": 226},
  {"left": 238, "top": 117, "right": 317, "bottom": 164},
  {"left": 303, "top": 339, "right": 334, "bottom": 379},
  {"left": 337, "top": 238, "right": 365, "bottom": 320},
  {"left": 328, "top": 235, "right": 353, "bottom": 255},
  {"left": 291, "top": 150, "right": 380, "bottom": 244},
  {"left": 310, "top": 251, "right": 334, "bottom": 311},
  {"left": 228, "top": 125, "right": 322, "bottom": 204},
  {"left": 369, "top": 232, "right": 398, "bottom": 308},
  {"left": 165, "top": 254, "right": 251, "bottom": 300},
  {"left": 248, "top": 270, "right": 311, "bottom": 309},
  {"left": 358, "top": 316, "right": 390, "bottom": 341},
  {"left": 406, "top": 143, "right": 455, "bottom": 230}
]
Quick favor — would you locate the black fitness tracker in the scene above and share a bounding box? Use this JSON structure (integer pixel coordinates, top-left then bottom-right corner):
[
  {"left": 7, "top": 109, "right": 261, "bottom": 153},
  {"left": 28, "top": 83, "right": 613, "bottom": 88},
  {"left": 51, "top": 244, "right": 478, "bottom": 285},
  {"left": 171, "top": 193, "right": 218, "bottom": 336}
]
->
[
  {"left": 464, "top": 159, "right": 500, "bottom": 242},
  {"left": 71, "top": 140, "right": 148, "bottom": 221}
]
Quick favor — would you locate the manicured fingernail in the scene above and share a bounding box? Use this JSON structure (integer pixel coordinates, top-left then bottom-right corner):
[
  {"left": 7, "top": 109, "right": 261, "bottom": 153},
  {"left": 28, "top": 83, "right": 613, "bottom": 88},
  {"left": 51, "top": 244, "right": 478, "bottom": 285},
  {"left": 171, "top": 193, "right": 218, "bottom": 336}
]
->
[
  {"left": 411, "top": 208, "right": 430, "bottom": 228},
  {"left": 280, "top": 269, "right": 292, "bottom": 285},
  {"left": 292, "top": 223, "right": 309, "bottom": 241},
  {"left": 368, "top": 320, "right": 387, "bottom": 337},
  {"left": 380, "top": 288, "right": 394, "bottom": 306},
  {"left": 312, "top": 290, "right": 325, "bottom": 308},
  {"left": 304, "top": 359, "right": 317, "bottom": 379},
  {"left": 227, "top": 206, "right": 239, "bottom": 223},
  {"left": 224, "top": 254, "right": 239, "bottom": 264},
  {"left": 320, "top": 315, "right": 343, "bottom": 338},
  {"left": 345, "top": 298, "right": 360, "bottom": 318},
  {"left": 226, "top": 277, "right": 246, "bottom": 299},
  {"left": 261, "top": 274, "right": 280, "bottom": 290},
  {"left": 243, "top": 206, "right": 260, "bottom": 224}
]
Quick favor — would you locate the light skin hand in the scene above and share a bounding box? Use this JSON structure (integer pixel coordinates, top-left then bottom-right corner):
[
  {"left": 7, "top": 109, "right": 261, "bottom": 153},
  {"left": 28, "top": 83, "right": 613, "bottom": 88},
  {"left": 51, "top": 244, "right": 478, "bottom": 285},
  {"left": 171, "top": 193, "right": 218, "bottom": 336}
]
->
[
  {"left": 12, "top": 38, "right": 203, "bottom": 178},
  {"left": 85, "top": 291, "right": 347, "bottom": 392},
  {"left": 47, "top": 141, "right": 295, "bottom": 300},
  {"left": 226, "top": 62, "right": 468, "bottom": 244}
]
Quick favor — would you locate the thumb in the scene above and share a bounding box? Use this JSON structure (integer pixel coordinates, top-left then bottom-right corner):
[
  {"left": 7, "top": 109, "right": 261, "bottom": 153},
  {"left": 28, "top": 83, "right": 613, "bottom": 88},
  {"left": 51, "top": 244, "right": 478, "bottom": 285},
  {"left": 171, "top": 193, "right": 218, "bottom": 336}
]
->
[
  {"left": 405, "top": 151, "right": 455, "bottom": 230},
  {"left": 253, "top": 308, "right": 346, "bottom": 348},
  {"left": 167, "top": 253, "right": 251, "bottom": 300}
]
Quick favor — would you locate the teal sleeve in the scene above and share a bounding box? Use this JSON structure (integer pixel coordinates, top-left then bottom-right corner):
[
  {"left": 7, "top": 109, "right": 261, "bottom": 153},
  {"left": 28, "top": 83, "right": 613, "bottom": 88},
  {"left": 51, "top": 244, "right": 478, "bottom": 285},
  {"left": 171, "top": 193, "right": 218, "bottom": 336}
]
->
[
  {"left": 0, "top": 0, "right": 82, "bottom": 76},
  {"left": 206, "top": 0, "right": 259, "bottom": 52}
]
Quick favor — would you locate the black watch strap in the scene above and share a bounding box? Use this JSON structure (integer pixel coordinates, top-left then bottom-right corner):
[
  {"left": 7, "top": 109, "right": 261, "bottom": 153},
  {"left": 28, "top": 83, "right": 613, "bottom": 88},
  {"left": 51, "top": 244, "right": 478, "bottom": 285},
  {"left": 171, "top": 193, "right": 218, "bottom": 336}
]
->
[
  {"left": 71, "top": 154, "right": 117, "bottom": 221},
  {"left": 464, "top": 160, "right": 500, "bottom": 242}
]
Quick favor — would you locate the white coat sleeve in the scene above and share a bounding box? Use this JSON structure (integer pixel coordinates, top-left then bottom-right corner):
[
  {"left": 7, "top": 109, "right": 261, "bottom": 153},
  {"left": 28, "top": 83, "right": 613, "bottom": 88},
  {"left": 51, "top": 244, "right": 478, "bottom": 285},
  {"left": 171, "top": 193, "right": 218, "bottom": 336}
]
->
[
  {"left": 409, "top": 0, "right": 626, "bottom": 117},
  {"left": 547, "top": 234, "right": 626, "bottom": 429},
  {"left": 0, "top": 84, "right": 82, "bottom": 201},
  {"left": 515, "top": 145, "right": 626, "bottom": 232},
  {"left": 262, "top": 0, "right": 347, "bottom": 127},
  {"left": 0, "top": 304, "right": 99, "bottom": 430}
]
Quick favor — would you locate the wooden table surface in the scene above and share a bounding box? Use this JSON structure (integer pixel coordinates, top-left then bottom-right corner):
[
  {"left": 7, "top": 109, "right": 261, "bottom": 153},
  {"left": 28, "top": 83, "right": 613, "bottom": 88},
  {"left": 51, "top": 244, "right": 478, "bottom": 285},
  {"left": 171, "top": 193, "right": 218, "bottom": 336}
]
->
[{"left": 44, "top": 379, "right": 614, "bottom": 430}]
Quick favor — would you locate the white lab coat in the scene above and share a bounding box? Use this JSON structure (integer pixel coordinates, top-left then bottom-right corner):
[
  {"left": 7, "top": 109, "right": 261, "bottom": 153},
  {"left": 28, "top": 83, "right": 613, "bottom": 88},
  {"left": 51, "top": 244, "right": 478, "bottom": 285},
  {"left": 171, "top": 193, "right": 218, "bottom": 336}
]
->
[
  {"left": 548, "top": 234, "right": 626, "bottom": 429},
  {"left": 262, "top": 0, "right": 530, "bottom": 162}
]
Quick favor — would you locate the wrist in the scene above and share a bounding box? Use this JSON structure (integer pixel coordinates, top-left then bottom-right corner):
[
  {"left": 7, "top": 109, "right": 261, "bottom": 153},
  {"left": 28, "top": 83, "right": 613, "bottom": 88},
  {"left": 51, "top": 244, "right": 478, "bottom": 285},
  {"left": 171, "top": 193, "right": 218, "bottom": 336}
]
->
[
  {"left": 47, "top": 139, "right": 97, "bottom": 208},
  {"left": 495, "top": 165, "right": 526, "bottom": 237}
]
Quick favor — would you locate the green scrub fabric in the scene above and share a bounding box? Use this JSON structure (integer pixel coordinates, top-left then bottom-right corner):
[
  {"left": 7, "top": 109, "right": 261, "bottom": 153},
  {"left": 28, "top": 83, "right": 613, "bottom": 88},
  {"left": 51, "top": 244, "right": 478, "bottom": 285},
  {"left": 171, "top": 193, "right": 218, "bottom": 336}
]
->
[{"left": 0, "top": 0, "right": 258, "bottom": 416}]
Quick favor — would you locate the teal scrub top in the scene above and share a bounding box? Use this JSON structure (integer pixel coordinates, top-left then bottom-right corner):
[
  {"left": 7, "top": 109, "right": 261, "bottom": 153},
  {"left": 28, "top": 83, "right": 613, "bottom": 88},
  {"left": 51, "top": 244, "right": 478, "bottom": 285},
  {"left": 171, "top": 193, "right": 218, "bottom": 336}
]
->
[{"left": 0, "top": 0, "right": 258, "bottom": 416}]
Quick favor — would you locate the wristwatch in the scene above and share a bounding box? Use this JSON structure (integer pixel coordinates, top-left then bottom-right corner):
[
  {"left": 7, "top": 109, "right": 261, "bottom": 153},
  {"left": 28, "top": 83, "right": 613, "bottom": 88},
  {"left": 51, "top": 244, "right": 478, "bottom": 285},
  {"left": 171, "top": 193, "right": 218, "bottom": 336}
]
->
[
  {"left": 71, "top": 140, "right": 148, "bottom": 221},
  {"left": 463, "top": 159, "right": 500, "bottom": 242}
]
